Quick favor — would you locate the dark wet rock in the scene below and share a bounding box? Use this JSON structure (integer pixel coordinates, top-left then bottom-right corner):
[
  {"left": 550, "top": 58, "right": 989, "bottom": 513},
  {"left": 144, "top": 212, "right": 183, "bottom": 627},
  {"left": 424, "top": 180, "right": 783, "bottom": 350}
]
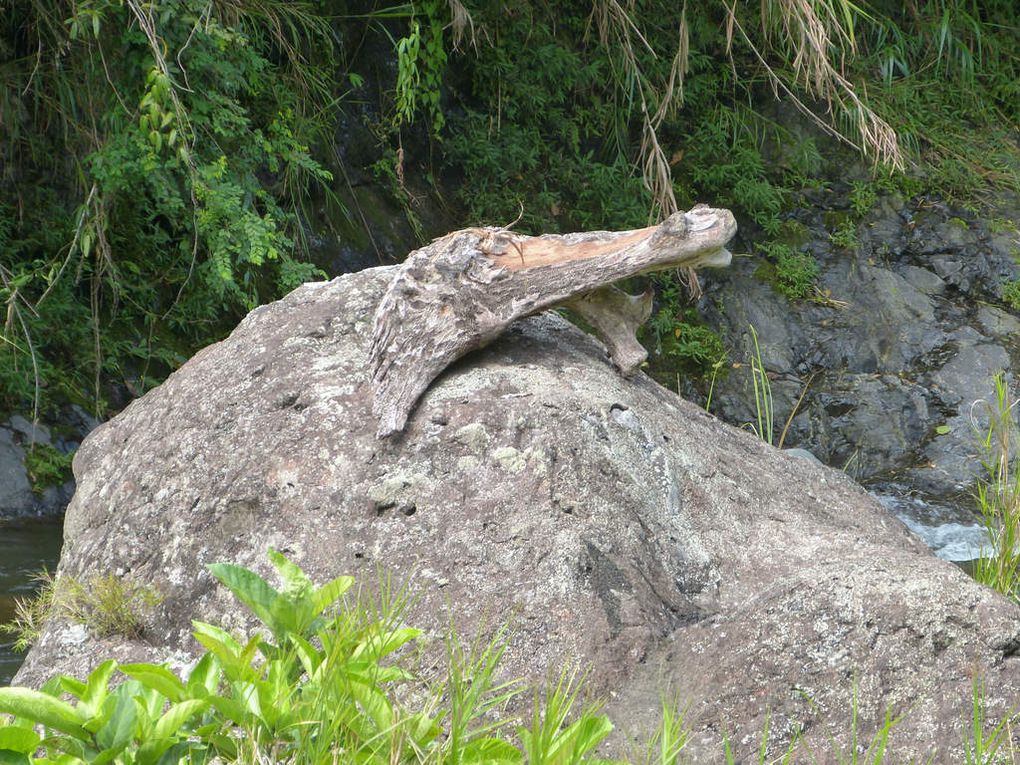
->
[
  {"left": 13, "top": 268, "right": 1020, "bottom": 762},
  {"left": 976, "top": 305, "right": 1020, "bottom": 338},
  {"left": 0, "top": 428, "right": 34, "bottom": 517},
  {"left": 0, "top": 409, "right": 98, "bottom": 519},
  {"left": 800, "top": 373, "right": 932, "bottom": 477},
  {"left": 701, "top": 187, "right": 1020, "bottom": 507}
]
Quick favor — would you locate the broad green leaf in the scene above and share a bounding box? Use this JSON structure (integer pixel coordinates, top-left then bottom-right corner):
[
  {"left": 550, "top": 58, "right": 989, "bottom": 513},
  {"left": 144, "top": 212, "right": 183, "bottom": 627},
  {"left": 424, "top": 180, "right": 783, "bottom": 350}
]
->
[
  {"left": 130, "top": 682, "right": 166, "bottom": 720},
  {"left": 80, "top": 660, "right": 117, "bottom": 719},
  {"left": 0, "top": 688, "right": 88, "bottom": 740},
  {"left": 355, "top": 627, "right": 421, "bottom": 661},
  {"left": 57, "top": 677, "right": 87, "bottom": 701},
  {"left": 206, "top": 693, "right": 250, "bottom": 728},
  {"left": 120, "top": 664, "right": 185, "bottom": 703},
  {"left": 311, "top": 575, "right": 354, "bottom": 616},
  {"left": 405, "top": 711, "right": 442, "bottom": 748},
  {"left": 152, "top": 739, "right": 209, "bottom": 765},
  {"left": 206, "top": 564, "right": 281, "bottom": 635},
  {"left": 153, "top": 700, "right": 209, "bottom": 740},
  {"left": 287, "top": 633, "right": 323, "bottom": 677},
  {"left": 191, "top": 622, "right": 241, "bottom": 655},
  {"left": 92, "top": 742, "right": 129, "bottom": 765},
  {"left": 460, "top": 737, "right": 523, "bottom": 764},
  {"left": 0, "top": 726, "right": 40, "bottom": 753},
  {"left": 349, "top": 679, "right": 393, "bottom": 733},
  {"left": 186, "top": 654, "right": 221, "bottom": 698},
  {"left": 267, "top": 548, "right": 313, "bottom": 599},
  {"left": 0, "top": 751, "right": 31, "bottom": 765},
  {"left": 192, "top": 625, "right": 246, "bottom": 680},
  {"left": 94, "top": 687, "right": 137, "bottom": 751}
]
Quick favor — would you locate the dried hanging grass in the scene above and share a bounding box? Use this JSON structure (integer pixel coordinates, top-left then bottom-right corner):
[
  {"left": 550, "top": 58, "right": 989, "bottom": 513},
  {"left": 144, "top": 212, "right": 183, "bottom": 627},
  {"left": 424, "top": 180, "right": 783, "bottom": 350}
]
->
[
  {"left": 447, "top": 0, "right": 480, "bottom": 51},
  {"left": 726, "top": 0, "right": 902, "bottom": 168}
]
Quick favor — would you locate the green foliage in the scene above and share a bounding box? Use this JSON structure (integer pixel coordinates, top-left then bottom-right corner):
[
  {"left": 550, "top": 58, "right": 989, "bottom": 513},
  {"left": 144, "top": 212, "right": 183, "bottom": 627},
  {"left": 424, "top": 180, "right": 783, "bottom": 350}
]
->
[
  {"left": 972, "top": 372, "right": 1020, "bottom": 600},
  {"left": 1001, "top": 279, "right": 1020, "bottom": 313},
  {"left": 394, "top": 0, "right": 448, "bottom": 133},
  {"left": 964, "top": 676, "right": 1015, "bottom": 765},
  {"left": 23, "top": 444, "right": 74, "bottom": 494},
  {"left": 0, "top": 549, "right": 624, "bottom": 764},
  {"left": 7, "top": 0, "right": 1020, "bottom": 419},
  {"left": 641, "top": 275, "right": 727, "bottom": 383},
  {"left": 755, "top": 241, "right": 820, "bottom": 300},
  {"left": 747, "top": 325, "right": 774, "bottom": 446},
  {"left": 829, "top": 219, "right": 860, "bottom": 250},
  {"left": 849, "top": 181, "right": 878, "bottom": 218},
  {"left": 1, "top": 0, "right": 335, "bottom": 416},
  {"left": 1, "top": 571, "right": 160, "bottom": 650},
  {"left": 0, "top": 570, "right": 58, "bottom": 651}
]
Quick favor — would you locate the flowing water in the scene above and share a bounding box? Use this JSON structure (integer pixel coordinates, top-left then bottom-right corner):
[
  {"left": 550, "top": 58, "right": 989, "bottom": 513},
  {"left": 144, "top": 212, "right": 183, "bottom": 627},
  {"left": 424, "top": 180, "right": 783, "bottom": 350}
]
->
[
  {"left": 0, "top": 517, "right": 63, "bottom": 685},
  {"left": 870, "top": 486, "right": 987, "bottom": 562}
]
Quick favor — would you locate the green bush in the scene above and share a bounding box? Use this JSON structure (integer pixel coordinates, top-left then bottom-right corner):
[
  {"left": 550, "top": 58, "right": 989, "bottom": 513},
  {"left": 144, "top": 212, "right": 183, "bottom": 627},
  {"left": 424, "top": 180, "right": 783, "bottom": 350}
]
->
[
  {"left": 755, "top": 242, "right": 820, "bottom": 300},
  {"left": 1, "top": 0, "right": 334, "bottom": 416},
  {"left": 23, "top": 444, "right": 74, "bottom": 494}
]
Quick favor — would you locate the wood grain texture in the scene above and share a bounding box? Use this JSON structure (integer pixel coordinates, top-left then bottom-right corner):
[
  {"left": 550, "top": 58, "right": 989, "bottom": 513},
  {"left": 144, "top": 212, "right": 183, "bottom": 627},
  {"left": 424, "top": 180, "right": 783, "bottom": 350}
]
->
[{"left": 370, "top": 204, "right": 737, "bottom": 437}]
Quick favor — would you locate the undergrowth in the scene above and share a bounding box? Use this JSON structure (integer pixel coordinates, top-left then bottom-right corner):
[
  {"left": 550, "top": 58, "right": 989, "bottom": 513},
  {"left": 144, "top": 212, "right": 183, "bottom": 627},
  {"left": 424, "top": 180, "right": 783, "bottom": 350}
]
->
[
  {"left": 0, "top": 572, "right": 160, "bottom": 651},
  {"left": 22, "top": 445, "right": 73, "bottom": 494},
  {"left": 6, "top": 0, "right": 1020, "bottom": 414}
]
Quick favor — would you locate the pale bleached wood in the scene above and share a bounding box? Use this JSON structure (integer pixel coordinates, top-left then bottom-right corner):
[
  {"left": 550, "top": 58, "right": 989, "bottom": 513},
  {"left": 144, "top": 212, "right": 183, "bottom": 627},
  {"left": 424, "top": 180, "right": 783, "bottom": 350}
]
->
[{"left": 370, "top": 204, "right": 736, "bottom": 437}]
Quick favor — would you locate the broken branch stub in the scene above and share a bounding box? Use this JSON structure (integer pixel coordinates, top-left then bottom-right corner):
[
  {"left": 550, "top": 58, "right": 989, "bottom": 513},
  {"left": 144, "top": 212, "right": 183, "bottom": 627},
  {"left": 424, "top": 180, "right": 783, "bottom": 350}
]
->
[{"left": 370, "top": 204, "right": 737, "bottom": 437}]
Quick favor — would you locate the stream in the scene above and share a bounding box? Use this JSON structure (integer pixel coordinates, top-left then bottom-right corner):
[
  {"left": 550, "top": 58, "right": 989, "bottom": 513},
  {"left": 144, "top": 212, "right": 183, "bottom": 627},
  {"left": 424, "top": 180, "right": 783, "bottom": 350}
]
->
[{"left": 0, "top": 517, "right": 63, "bottom": 685}]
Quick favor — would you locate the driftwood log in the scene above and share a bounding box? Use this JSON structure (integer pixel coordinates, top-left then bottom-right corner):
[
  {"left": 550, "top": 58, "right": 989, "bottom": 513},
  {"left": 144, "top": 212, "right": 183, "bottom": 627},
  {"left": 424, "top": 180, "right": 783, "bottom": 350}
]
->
[{"left": 370, "top": 204, "right": 737, "bottom": 437}]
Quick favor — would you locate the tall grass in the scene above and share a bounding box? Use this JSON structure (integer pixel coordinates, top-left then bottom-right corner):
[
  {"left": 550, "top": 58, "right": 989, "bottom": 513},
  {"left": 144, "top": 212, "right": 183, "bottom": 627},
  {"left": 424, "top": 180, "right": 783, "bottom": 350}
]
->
[{"left": 972, "top": 371, "right": 1020, "bottom": 599}]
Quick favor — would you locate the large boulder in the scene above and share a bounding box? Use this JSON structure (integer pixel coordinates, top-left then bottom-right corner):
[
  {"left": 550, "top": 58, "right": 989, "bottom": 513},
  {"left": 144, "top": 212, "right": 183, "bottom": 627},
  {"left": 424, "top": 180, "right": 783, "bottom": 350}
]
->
[{"left": 15, "top": 268, "right": 1020, "bottom": 761}]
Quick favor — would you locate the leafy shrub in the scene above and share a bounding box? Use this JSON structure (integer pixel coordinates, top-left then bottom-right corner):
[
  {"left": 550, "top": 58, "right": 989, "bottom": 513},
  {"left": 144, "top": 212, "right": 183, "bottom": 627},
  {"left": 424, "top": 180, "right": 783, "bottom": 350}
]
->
[
  {"left": 0, "top": 550, "right": 624, "bottom": 764},
  {"left": 755, "top": 242, "right": 820, "bottom": 300},
  {"left": 829, "top": 219, "right": 859, "bottom": 250},
  {"left": 1, "top": 0, "right": 335, "bottom": 416},
  {"left": 850, "top": 181, "right": 878, "bottom": 218},
  {"left": 973, "top": 372, "right": 1020, "bottom": 599},
  {"left": 1, "top": 549, "right": 1017, "bottom": 763}
]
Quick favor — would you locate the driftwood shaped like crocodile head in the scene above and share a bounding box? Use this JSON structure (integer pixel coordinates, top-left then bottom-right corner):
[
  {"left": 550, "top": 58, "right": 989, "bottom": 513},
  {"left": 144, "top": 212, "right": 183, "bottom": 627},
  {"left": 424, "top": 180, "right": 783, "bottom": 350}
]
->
[{"left": 370, "top": 204, "right": 737, "bottom": 437}]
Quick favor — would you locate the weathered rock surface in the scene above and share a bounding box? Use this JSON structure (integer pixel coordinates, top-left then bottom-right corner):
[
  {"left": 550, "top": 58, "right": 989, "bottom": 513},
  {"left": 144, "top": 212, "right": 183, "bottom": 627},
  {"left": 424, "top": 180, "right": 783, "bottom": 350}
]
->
[
  {"left": 702, "top": 188, "right": 1020, "bottom": 519},
  {"left": 15, "top": 268, "right": 1020, "bottom": 761}
]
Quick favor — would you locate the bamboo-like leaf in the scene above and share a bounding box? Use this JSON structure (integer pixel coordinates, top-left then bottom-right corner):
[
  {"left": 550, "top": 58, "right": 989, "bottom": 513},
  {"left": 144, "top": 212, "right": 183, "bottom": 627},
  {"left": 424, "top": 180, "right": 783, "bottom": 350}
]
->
[
  {"left": 94, "top": 687, "right": 137, "bottom": 751},
  {"left": 288, "top": 633, "right": 323, "bottom": 677},
  {"left": 459, "top": 737, "right": 523, "bottom": 764},
  {"left": 267, "top": 548, "right": 313, "bottom": 598},
  {"left": 186, "top": 654, "right": 221, "bottom": 698},
  {"left": 79, "top": 660, "right": 117, "bottom": 719},
  {"left": 206, "top": 564, "right": 282, "bottom": 635}
]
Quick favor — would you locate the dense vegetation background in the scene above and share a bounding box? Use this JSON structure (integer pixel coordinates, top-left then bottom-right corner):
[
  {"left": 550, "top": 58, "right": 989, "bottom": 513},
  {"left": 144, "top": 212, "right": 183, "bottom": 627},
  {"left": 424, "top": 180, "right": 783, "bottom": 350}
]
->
[{"left": 2, "top": 0, "right": 1019, "bottom": 420}]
